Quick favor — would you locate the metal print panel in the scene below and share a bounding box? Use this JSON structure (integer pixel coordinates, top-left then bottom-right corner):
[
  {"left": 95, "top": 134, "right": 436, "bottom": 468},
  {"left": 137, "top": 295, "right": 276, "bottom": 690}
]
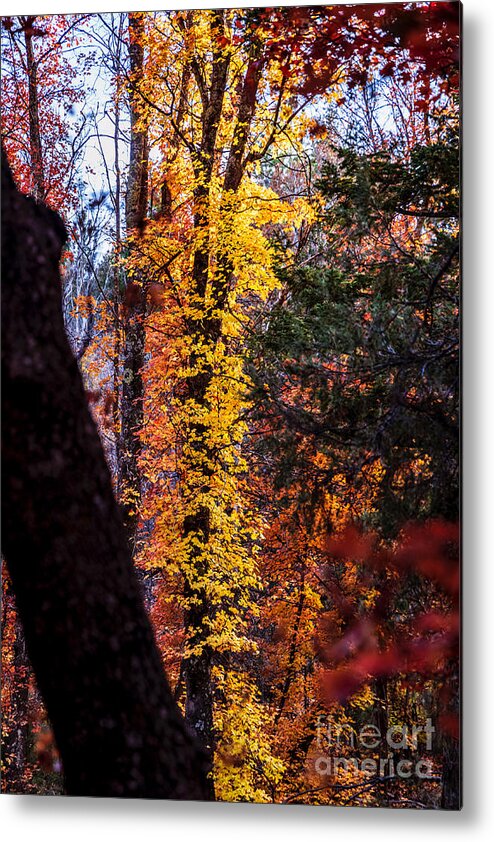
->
[{"left": 1, "top": 2, "right": 461, "bottom": 808}]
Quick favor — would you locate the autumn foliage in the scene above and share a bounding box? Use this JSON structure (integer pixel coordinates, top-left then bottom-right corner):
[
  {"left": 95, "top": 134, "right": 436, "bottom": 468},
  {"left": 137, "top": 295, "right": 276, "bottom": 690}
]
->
[{"left": 1, "top": 3, "right": 460, "bottom": 808}]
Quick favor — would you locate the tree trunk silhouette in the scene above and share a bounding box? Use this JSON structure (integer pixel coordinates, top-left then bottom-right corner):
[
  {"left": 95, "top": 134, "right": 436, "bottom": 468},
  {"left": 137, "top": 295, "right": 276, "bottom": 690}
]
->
[{"left": 1, "top": 148, "right": 211, "bottom": 799}]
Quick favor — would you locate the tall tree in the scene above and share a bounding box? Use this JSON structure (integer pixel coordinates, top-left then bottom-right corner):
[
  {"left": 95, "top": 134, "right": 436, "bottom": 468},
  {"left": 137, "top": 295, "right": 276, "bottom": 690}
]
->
[
  {"left": 132, "top": 10, "right": 319, "bottom": 797},
  {"left": 119, "top": 12, "right": 150, "bottom": 549}
]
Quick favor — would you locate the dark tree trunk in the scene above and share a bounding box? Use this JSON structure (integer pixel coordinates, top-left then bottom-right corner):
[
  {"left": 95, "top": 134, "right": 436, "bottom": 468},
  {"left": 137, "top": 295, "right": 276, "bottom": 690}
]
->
[
  {"left": 285, "top": 702, "right": 326, "bottom": 786},
  {"left": 274, "top": 568, "right": 305, "bottom": 726},
  {"left": 1, "top": 149, "right": 211, "bottom": 799},
  {"left": 440, "top": 683, "right": 461, "bottom": 810},
  {"left": 441, "top": 733, "right": 460, "bottom": 810},
  {"left": 120, "top": 12, "right": 149, "bottom": 550},
  {"left": 2, "top": 17, "right": 46, "bottom": 790},
  {"left": 125, "top": 13, "right": 149, "bottom": 236}
]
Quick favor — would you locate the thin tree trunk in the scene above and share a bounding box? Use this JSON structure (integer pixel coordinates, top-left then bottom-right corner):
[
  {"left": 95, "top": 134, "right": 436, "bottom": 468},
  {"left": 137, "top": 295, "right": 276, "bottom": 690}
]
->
[
  {"left": 120, "top": 12, "right": 149, "bottom": 551},
  {"left": 441, "top": 733, "right": 460, "bottom": 810},
  {"left": 440, "top": 683, "right": 461, "bottom": 810},
  {"left": 275, "top": 568, "right": 305, "bottom": 726},
  {"left": 285, "top": 702, "right": 326, "bottom": 784},
  {"left": 180, "top": 13, "right": 230, "bottom": 776},
  {"left": 22, "top": 16, "right": 44, "bottom": 202},
  {"left": 1, "top": 148, "right": 211, "bottom": 799},
  {"left": 112, "top": 18, "right": 123, "bottom": 481}
]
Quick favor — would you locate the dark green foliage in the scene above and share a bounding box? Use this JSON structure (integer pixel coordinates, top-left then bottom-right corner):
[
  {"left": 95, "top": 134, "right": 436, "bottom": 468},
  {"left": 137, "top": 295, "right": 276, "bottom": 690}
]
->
[{"left": 250, "top": 115, "right": 459, "bottom": 534}]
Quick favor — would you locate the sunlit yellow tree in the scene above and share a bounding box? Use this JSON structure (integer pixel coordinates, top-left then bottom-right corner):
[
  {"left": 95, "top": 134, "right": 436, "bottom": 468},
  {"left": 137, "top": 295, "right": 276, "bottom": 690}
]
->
[{"left": 125, "top": 8, "right": 328, "bottom": 799}]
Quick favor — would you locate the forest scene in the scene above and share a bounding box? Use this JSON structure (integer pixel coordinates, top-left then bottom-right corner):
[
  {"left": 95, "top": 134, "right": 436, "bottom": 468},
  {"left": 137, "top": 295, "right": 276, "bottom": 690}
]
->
[{"left": 1, "top": 2, "right": 460, "bottom": 808}]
